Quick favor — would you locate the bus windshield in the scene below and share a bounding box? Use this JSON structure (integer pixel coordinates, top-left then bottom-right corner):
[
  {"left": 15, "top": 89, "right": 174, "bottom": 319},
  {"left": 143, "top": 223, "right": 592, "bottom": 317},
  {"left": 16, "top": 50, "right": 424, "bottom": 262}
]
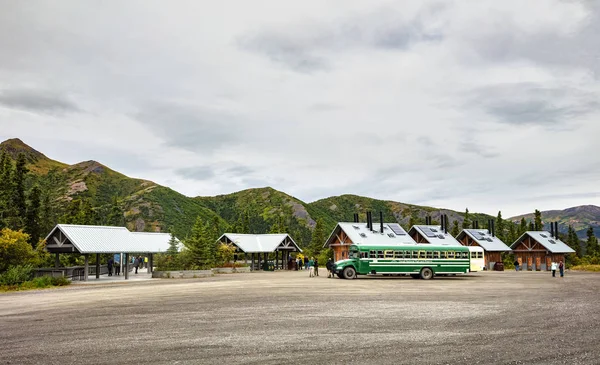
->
[{"left": 349, "top": 250, "right": 359, "bottom": 259}]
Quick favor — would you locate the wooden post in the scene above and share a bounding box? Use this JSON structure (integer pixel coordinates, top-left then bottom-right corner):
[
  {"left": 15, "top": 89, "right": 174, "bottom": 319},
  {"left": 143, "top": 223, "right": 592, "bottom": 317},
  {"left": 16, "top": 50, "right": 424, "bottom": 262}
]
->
[
  {"left": 124, "top": 253, "right": 129, "bottom": 280},
  {"left": 54, "top": 253, "right": 60, "bottom": 268},
  {"left": 95, "top": 253, "right": 100, "bottom": 279},
  {"left": 84, "top": 254, "right": 89, "bottom": 282},
  {"left": 245, "top": 254, "right": 248, "bottom": 265},
  {"left": 251, "top": 253, "right": 255, "bottom": 271},
  {"left": 149, "top": 253, "right": 153, "bottom": 274}
]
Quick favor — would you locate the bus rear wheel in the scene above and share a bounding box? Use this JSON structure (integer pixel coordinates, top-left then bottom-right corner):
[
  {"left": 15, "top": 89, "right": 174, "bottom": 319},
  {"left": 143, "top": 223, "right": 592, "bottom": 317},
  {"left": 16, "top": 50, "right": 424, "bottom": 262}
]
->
[
  {"left": 420, "top": 267, "right": 434, "bottom": 280},
  {"left": 343, "top": 266, "right": 357, "bottom": 280}
]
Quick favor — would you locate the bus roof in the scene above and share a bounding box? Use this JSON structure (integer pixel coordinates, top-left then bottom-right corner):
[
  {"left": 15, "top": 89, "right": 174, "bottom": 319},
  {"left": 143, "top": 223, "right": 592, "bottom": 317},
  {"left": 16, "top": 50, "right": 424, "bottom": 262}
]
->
[{"left": 349, "top": 243, "right": 470, "bottom": 251}]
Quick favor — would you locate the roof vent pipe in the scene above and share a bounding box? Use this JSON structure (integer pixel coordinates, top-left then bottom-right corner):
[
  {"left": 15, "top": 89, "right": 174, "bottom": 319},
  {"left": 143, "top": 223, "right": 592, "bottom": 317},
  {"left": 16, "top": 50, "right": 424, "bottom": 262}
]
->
[
  {"left": 488, "top": 220, "right": 492, "bottom": 234},
  {"left": 440, "top": 214, "right": 444, "bottom": 231},
  {"left": 555, "top": 222, "right": 559, "bottom": 239},
  {"left": 550, "top": 221, "right": 554, "bottom": 238},
  {"left": 444, "top": 215, "right": 448, "bottom": 234},
  {"left": 380, "top": 211, "right": 384, "bottom": 233},
  {"left": 491, "top": 220, "right": 495, "bottom": 237}
]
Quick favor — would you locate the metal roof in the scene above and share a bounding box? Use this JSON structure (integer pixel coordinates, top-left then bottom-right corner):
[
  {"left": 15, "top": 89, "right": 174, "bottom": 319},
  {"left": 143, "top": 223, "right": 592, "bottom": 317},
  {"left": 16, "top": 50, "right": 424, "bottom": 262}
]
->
[
  {"left": 44, "top": 224, "right": 179, "bottom": 254},
  {"left": 131, "top": 232, "right": 182, "bottom": 253},
  {"left": 409, "top": 225, "right": 463, "bottom": 246},
  {"left": 324, "top": 222, "right": 417, "bottom": 248},
  {"left": 511, "top": 231, "right": 575, "bottom": 254},
  {"left": 458, "top": 229, "right": 512, "bottom": 252},
  {"left": 218, "top": 233, "right": 302, "bottom": 253}
]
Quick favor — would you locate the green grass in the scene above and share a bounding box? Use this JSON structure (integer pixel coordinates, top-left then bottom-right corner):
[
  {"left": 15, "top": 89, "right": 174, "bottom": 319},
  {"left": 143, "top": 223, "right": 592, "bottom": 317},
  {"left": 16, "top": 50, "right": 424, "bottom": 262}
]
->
[
  {"left": 0, "top": 276, "right": 71, "bottom": 292},
  {"left": 571, "top": 264, "right": 600, "bottom": 272}
]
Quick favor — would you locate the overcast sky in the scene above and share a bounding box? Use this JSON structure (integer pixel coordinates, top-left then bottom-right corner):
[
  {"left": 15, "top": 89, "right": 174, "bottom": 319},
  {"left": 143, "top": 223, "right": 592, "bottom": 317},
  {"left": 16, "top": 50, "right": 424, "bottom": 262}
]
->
[{"left": 1, "top": 0, "right": 599, "bottom": 217}]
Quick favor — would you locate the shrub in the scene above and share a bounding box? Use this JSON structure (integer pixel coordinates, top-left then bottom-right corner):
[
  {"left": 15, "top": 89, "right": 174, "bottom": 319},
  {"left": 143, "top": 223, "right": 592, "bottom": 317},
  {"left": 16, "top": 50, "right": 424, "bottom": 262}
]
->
[
  {"left": 51, "top": 276, "right": 71, "bottom": 286},
  {"left": 0, "top": 265, "right": 34, "bottom": 286},
  {"left": 0, "top": 229, "right": 38, "bottom": 272}
]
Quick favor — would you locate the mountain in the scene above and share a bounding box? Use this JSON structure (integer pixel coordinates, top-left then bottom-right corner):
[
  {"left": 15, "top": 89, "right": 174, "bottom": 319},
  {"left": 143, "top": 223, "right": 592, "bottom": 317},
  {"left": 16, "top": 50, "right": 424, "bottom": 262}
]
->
[
  {"left": 0, "top": 138, "right": 511, "bottom": 246},
  {"left": 509, "top": 205, "right": 600, "bottom": 238}
]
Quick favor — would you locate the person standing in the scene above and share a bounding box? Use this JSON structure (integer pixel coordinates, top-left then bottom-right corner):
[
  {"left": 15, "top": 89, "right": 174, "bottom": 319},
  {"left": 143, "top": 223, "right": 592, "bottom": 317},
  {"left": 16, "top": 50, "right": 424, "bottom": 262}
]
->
[
  {"left": 114, "top": 259, "right": 120, "bottom": 276},
  {"left": 107, "top": 257, "right": 114, "bottom": 277},
  {"left": 134, "top": 257, "right": 139, "bottom": 274},
  {"left": 296, "top": 257, "right": 300, "bottom": 271},
  {"left": 326, "top": 258, "right": 333, "bottom": 278},
  {"left": 314, "top": 258, "right": 319, "bottom": 277},
  {"left": 559, "top": 260, "right": 564, "bottom": 277},
  {"left": 308, "top": 257, "right": 315, "bottom": 277},
  {"left": 304, "top": 257, "right": 309, "bottom": 271},
  {"left": 551, "top": 261, "right": 557, "bottom": 277},
  {"left": 144, "top": 256, "right": 148, "bottom": 269},
  {"left": 514, "top": 259, "right": 520, "bottom": 272}
]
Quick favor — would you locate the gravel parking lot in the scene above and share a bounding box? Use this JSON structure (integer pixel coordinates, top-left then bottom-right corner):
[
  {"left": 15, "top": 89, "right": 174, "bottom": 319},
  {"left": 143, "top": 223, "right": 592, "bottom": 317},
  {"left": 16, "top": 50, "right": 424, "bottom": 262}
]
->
[{"left": 1, "top": 270, "right": 599, "bottom": 365}]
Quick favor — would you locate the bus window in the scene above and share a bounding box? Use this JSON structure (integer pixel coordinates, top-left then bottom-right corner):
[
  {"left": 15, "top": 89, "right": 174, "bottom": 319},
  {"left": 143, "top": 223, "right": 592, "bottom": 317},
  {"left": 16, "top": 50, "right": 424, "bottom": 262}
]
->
[
  {"left": 360, "top": 252, "right": 367, "bottom": 258},
  {"left": 426, "top": 251, "right": 433, "bottom": 259},
  {"left": 471, "top": 252, "right": 476, "bottom": 259},
  {"left": 394, "top": 251, "right": 402, "bottom": 259},
  {"left": 377, "top": 251, "right": 384, "bottom": 259},
  {"left": 447, "top": 251, "right": 455, "bottom": 259},
  {"left": 385, "top": 250, "right": 394, "bottom": 259},
  {"left": 418, "top": 251, "right": 426, "bottom": 259},
  {"left": 439, "top": 251, "right": 447, "bottom": 259},
  {"left": 462, "top": 252, "right": 469, "bottom": 259},
  {"left": 350, "top": 250, "right": 359, "bottom": 259},
  {"left": 369, "top": 250, "right": 377, "bottom": 258},
  {"left": 477, "top": 252, "right": 483, "bottom": 259},
  {"left": 433, "top": 251, "right": 440, "bottom": 259},
  {"left": 412, "top": 251, "right": 419, "bottom": 259}
]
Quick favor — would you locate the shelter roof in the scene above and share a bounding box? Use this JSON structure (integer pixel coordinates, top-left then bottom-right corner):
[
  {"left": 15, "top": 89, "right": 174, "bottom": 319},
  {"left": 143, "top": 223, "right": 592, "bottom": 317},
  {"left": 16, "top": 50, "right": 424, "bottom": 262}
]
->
[
  {"left": 44, "top": 224, "right": 178, "bottom": 254},
  {"left": 324, "top": 222, "right": 417, "bottom": 248},
  {"left": 409, "top": 225, "right": 462, "bottom": 246},
  {"left": 218, "top": 233, "right": 302, "bottom": 253},
  {"left": 457, "top": 229, "right": 512, "bottom": 252},
  {"left": 511, "top": 231, "right": 575, "bottom": 254}
]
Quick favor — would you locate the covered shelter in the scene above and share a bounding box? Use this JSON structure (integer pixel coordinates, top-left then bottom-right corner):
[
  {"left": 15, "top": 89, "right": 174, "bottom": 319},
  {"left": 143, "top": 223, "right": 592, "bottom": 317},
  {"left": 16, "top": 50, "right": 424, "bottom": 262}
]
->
[
  {"left": 510, "top": 230, "right": 575, "bottom": 271},
  {"left": 456, "top": 229, "right": 512, "bottom": 270},
  {"left": 44, "top": 224, "right": 179, "bottom": 280},
  {"left": 217, "top": 233, "right": 302, "bottom": 270}
]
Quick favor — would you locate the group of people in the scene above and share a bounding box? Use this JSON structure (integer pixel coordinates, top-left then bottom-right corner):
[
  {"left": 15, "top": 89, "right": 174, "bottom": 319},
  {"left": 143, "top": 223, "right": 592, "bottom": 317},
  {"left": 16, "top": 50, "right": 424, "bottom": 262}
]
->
[
  {"left": 294, "top": 256, "right": 336, "bottom": 278},
  {"left": 133, "top": 256, "right": 146, "bottom": 274},
  {"left": 514, "top": 259, "right": 565, "bottom": 277}
]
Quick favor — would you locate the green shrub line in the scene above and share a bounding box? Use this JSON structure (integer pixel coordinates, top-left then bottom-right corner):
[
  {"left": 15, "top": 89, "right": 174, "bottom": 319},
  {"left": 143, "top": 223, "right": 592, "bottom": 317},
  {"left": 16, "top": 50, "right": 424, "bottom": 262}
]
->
[{"left": 0, "top": 264, "right": 71, "bottom": 292}]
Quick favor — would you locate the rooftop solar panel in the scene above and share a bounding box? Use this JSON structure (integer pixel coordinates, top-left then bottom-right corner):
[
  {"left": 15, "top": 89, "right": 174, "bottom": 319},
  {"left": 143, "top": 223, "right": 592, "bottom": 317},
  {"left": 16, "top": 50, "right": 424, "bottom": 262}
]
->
[{"left": 387, "top": 223, "right": 407, "bottom": 235}]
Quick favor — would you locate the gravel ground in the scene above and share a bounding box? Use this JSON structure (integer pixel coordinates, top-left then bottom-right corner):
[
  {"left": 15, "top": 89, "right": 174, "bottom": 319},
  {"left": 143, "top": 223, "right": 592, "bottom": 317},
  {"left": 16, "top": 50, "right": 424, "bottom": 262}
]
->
[{"left": 1, "top": 270, "right": 599, "bottom": 365}]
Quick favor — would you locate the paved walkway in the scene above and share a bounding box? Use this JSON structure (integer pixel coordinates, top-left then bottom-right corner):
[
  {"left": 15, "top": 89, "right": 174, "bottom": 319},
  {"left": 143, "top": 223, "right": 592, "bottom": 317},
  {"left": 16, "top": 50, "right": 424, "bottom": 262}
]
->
[{"left": 73, "top": 267, "right": 157, "bottom": 285}]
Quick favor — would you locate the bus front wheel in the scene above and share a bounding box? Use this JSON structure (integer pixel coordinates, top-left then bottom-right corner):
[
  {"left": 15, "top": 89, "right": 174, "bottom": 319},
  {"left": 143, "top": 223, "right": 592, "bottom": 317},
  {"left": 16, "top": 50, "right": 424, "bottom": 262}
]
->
[
  {"left": 420, "top": 267, "right": 434, "bottom": 280},
  {"left": 343, "top": 266, "right": 357, "bottom": 280}
]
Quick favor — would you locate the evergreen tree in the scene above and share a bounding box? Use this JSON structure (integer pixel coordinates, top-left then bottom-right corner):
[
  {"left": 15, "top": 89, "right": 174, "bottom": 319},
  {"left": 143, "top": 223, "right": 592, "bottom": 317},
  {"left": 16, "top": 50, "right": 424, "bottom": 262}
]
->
[
  {"left": 519, "top": 217, "right": 528, "bottom": 235},
  {"left": 308, "top": 218, "right": 326, "bottom": 257},
  {"left": 167, "top": 232, "right": 180, "bottom": 256},
  {"left": 40, "top": 192, "right": 56, "bottom": 235},
  {"left": 495, "top": 211, "right": 505, "bottom": 241},
  {"left": 567, "top": 225, "right": 582, "bottom": 257},
  {"left": 534, "top": 209, "right": 542, "bottom": 231},
  {"left": 25, "top": 185, "right": 42, "bottom": 247},
  {"left": 451, "top": 220, "right": 460, "bottom": 237},
  {"left": 585, "top": 226, "right": 599, "bottom": 257},
  {"left": 242, "top": 210, "right": 250, "bottom": 234},
  {"left": 11, "top": 153, "right": 29, "bottom": 226},
  {"left": 0, "top": 151, "right": 11, "bottom": 228},
  {"left": 507, "top": 222, "right": 517, "bottom": 245},
  {"left": 209, "top": 216, "right": 221, "bottom": 242},
  {"left": 106, "top": 197, "right": 125, "bottom": 226},
  {"left": 462, "top": 208, "right": 471, "bottom": 229},
  {"left": 184, "top": 217, "right": 213, "bottom": 267}
]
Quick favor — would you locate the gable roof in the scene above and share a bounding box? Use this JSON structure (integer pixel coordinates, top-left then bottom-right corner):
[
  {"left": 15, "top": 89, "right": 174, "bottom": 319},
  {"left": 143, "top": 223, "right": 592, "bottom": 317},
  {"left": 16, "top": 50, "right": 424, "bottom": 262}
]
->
[
  {"left": 409, "top": 225, "right": 462, "bottom": 246},
  {"left": 44, "top": 224, "right": 178, "bottom": 254},
  {"left": 218, "top": 233, "right": 302, "bottom": 253},
  {"left": 324, "top": 222, "right": 417, "bottom": 248},
  {"left": 511, "top": 231, "right": 575, "bottom": 254},
  {"left": 457, "top": 229, "right": 512, "bottom": 252},
  {"left": 131, "top": 232, "right": 182, "bottom": 252}
]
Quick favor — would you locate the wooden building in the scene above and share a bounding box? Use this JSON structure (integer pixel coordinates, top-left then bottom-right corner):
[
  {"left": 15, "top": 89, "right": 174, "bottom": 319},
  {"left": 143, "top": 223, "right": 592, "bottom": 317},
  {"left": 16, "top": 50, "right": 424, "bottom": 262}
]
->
[
  {"left": 323, "top": 221, "right": 416, "bottom": 262},
  {"left": 510, "top": 230, "right": 575, "bottom": 271},
  {"left": 456, "top": 229, "right": 511, "bottom": 270}
]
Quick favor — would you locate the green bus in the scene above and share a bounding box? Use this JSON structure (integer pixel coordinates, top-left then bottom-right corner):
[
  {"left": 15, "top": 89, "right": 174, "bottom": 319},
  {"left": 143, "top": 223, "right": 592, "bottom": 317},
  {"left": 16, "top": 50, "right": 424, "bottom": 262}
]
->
[{"left": 333, "top": 244, "right": 471, "bottom": 280}]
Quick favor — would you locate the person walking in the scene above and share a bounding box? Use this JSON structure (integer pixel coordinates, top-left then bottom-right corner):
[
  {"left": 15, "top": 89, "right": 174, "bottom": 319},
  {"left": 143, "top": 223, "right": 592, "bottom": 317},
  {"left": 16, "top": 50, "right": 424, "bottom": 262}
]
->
[
  {"left": 304, "top": 257, "right": 309, "bottom": 271},
  {"left": 107, "top": 257, "right": 114, "bottom": 277},
  {"left": 308, "top": 257, "right": 315, "bottom": 277},
  {"left": 144, "top": 256, "right": 148, "bottom": 269},
  {"left": 514, "top": 259, "right": 520, "bottom": 272},
  {"left": 314, "top": 258, "right": 319, "bottom": 277},
  {"left": 296, "top": 257, "right": 300, "bottom": 271},
  {"left": 326, "top": 258, "right": 334, "bottom": 278},
  {"left": 134, "top": 257, "right": 139, "bottom": 274},
  {"left": 551, "top": 261, "right": 557, "bottom": 277},
  {"left": 559, "top": 260, "right": 564, "bottom": 277},
  {"left": 114, "top": 259, "right": 121, "bottom": 276}
]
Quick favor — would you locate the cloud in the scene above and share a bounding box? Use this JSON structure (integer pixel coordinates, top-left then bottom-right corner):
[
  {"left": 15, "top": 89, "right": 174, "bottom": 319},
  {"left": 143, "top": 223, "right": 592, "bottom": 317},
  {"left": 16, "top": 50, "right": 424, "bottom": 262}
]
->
[
  {"left": 468, "top": 83, "right": 599, "bottom": 127},
  {"left": 134, "top": 101, "right": 242, "bottom": 154},
  {"left": 175, "top": 166, "right": 215, "bottom": 181},
  {"left": 459, "top": 140, "right": 498, "bottom": 159},
  {"left": 0, "top": 89, "right": 81, "bottom": 115}
]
